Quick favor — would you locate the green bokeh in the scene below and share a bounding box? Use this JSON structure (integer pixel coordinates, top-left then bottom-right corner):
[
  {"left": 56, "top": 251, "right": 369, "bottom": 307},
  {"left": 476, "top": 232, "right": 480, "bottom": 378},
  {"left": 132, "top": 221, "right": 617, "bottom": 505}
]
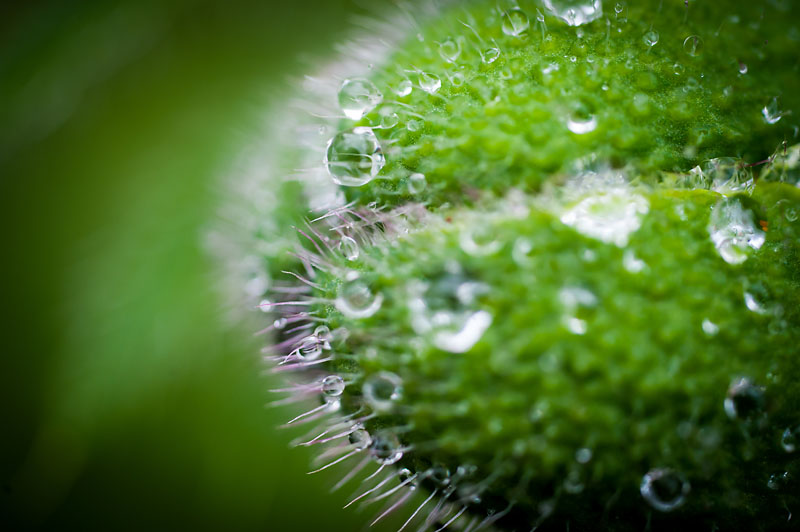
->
[{"left": 0, "top": 1, "right": 396, "bottom": 529}]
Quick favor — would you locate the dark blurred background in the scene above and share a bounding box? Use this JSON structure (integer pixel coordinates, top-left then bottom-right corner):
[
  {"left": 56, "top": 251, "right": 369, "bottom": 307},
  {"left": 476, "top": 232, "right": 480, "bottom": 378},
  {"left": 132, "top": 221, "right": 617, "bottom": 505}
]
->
[{"left": 0, "top": 1, "right": 400, "bottom": 529}]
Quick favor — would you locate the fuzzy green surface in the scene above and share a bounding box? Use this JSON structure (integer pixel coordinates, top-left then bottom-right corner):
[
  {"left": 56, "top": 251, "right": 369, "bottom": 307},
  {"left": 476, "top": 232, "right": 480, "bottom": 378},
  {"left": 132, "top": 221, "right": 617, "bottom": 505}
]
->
[
  {"left": 318, "top": 182, "right": 800, "bottom": 530},
  {"left": 342, "top": 0, "right": 800, "bottom": 209}
]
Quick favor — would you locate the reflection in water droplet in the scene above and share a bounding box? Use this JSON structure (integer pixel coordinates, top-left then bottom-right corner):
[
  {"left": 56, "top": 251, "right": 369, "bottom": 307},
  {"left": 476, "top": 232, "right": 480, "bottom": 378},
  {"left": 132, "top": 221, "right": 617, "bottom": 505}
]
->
[
  {"left": 338, "top": 78, "right": 383, "bottom": 120},
  {"left": 418, "top": 71, "right": 442, "bottom": 94},
  {"left": 339, "top": 236, "right": 359, "bottom": 261},
  {"left": 407, "top": 172, "right": 427, "bottom": 194},
  {"left": 369, "top": 431, "right": 404, "bottom": 464},
  {"left": 395, "top": 79, "right": 413, "bottom": 97},
  {"left": 683, "top": 35, "right": 704, "bottom": 56},
  {"left": 321, "top": 375, "right": 345, "bottom": 397},
  {"left": 642, "top": 29, "right": 659, "bottom": 47},
  {"left": 560, "top": 190, "right": 649, "bottom": 247},
  {"left": 439, "top": 38, "right": 461, "bottom": 63},
  {"left": 363, "top": 371, "right": 403, "bottom": 411},
  {"left": 335, "top": 272, "right": 383, "bottom": 319},
  {"left": 781, "top": 426, "right": 799, "bottom": 452},
  {"left": 640, "top": 469, "right": 690, "bottom": 512},
  {"left": 567, "top": 113, "right": 598, "bottom": 134},
  {"left": 502, "top": 8, "right": 530, "bottom": 36},
  {"left": 543, "top": 0, "right": 603, "bottom": 26},
  {"left": 701, "top": 318, "right": 719, "bottom": 336},
  {"left": 325, "top": 127, "right": 385, "bottom": 187},
  {"left": 724, "top": 377, "right": 765, "bottom": 421},
  {"left": 707, "top": 197, "right": 765, "bottom": 264},
  {"left": 762, "top": 97, "right": 784, "bottom": 124}
]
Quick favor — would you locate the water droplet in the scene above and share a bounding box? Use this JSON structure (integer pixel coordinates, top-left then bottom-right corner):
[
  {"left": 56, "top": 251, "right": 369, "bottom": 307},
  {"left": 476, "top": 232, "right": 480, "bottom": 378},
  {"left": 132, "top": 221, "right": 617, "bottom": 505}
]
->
[
  {"left": 738, "top": 61, "right": 748, "bottom": 74},
  {"left": 683, "top": 35, "right": 704, "bottom": 56},
  {"left": 439, "top": 38, "right": 461, "bottom": 63},
  {"left": 575, "top": 448, "right": 593, "bottom": 464},
  {"left": 643, "top": 29, "right": 659, "bottom": 47},
  {"left": 640, "top": 469, "right": 690, "bottom": 512},
  {"left": 460, "top": 225, "right": 503, "bottom": 256},
  {"left": 395, "top": 79, "right": 413, "bottom": 97},
  {"left": 418, "top": 71, "right": 441, "bottom": 94},
  {"left": 559, "top": 286, "right": 598, "bottom": 335},
  {"left": 297, "top": 335, "right": 323, "bottom": 360},
  {"left": 623, "top": 250, "right": 646, "bottom": 273},
  {"left": 369, "top": 431, "right": 404, "bottom": 465},
  {"left": 781, "top": 426, "right": 799, "bottom": 452},
  {"left": 762, "top": 97, "right": 785, "bottom": 124},
  {"left": 408, "top": 276, "right": 492, "bottom": 354},
  {"left": 379, "top": 110, "right": 399, "bottom": 129},
  {"left": 614, "top": 2, "right": 624, "bottom": 14},
  {"left": 703, "top": 157, "right": 754, "bottom": 195},
  {"left": 701, "top": 318, "right": 719, "bottom": 336},
  {"left": 560, "top": 189, "right": 650, "bottom": 247},
  {"left": 566, "top": 113, "right": 598, "bottom": 134},
  {"left": 563, "top": 468, "right": 585, "bottom": 494},
  {"left": 543, "top": 0, "right": 603, "bottom": 27},
  {"left": 273, "top": 317, "right": 287, "bottom": 329},
  {"left": 512, "top": 237, "right": 535, "bottom": 266},
  {"left": 767, "top": 471, "right": 791, "bottom": 491},
  {"left": 321, "top": 375, "right": 345, "bottom": 397},
  {"left": 407, "top": 172, "right": 427, "bottom": 194},
  {"left": 673, "top": 62, "right": 685, "bottom": 75},
  {"left": 338, "top": 78, "right": 383, "bottom": 120},
  {"left": 742, "top": 281, "right": 780, "bottom": 317},
  {"left": 502, "top": 8, "right": 530, "bottom": 36},
  {"left": 335, "top": 271, "right": 383, "bottom": 319},
  {"left": 363, "top": 371, "right": 403, "bottom": 411},
  {"left": 428, "top": 465, "right": 451, "bottom": 486},
  {"left": 707, "top": 197, "right": 765, "bottom": 264},
  {"left": 724, "top": 377, "right": 765, "bottom": 421},
  {"left": 406, "top": 119, "right": 422, "bottom": 132},
  {"left": 339, "top": 236, "right": 359, "bottom": 261},
  {"left": 398, "top": 468, "right": 417, "bottom": 489},
  {"left": 324, "top": 127, "right": 385, "bottom": 187},
  {"left": 482, "top": 46, "right": 500, "bottom": 64},
  {"left": 349, "top": 427, "right": 371, "bottom": 450}
]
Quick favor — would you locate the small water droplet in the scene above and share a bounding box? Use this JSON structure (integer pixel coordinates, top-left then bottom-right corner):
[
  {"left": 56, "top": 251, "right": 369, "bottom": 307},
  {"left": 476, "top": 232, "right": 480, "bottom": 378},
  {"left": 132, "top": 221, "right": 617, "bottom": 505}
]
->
[
  {"left": 767, "top": 471, "right": 791, "bottom": 491},
  {"left": 338, "top": 78, "right": 383, "bottom": 120},
  {"left": 449, "top": 71, "right": 466, "bottom": 87},
  {"left": 349, "top": 427, "right": 371, "bottom": 450},
  {"left": 369, "top": 431, "right": 404, "bottom": 465},
  {"left": 566, "top": 112, "right": 598, "bottom": 134},
  {"left": 623, "top": 250, "right": 646, "bottom": 273},
  {"left": 502, "top": 8, "right": 530, "bottom": 36},
  {"left": 395, "top": 79, "right": 413, "bottom": 97},
  {"left": 543, "top": 0, "right": 603, "bottom": 26},
  {"left": 335, "top": 271, "right": 383, "bottom": 319},
  {"left": 297, "top": 335, "right": 323, "bottom": 360},
  {"left": 724, "top": 377, "right": 765, "bottom": 421},
  {"left": 512, "top": 237, "right": 535, "bottom": 266},
  {"left": 643, "top": 29, "right": 659, "bottom": 47},
  {"left": 339, "top": 236, "right": 359, "bottom": 261},
  {"left": 398, "top": 468, "right": 417, "bottom": 489},
  {"left": 559, "top": 286, "right": 598, "bottom": 335},
  {"left": 703, "top": 157, "right": 754, "bottom": 195},
  {"left": 575, "top": 448, "right": 593, "bottom": 463},
  {"left": 314, "top": 325, "right": 333, "bottom": 345},
  {"left": 738, "top": 61, "right": 748, "bottom": 74},
  {"left": 683, "top": 35, "right": 704, "bottom": 56},
  {"left": 324, "top": 127, "right": 385, "bottom": 187},
  {"left": 460, "top": 225, "right": 503, "bottom": 256},
  {"left": 708, "top": 197, "right": 765, "bottom": 265},
  {"left": 701, "top": 318, "right": 719, "bottom": 336},
  {"left": 439, "top": 38, "right": 461, "bottom": 63},
  {"left": 407, "top": 172, "right": 427, "bottom": 194},
  {"left": 482, "top": 46, "right": 501, "bottom": 64},
  {"left": 673, "top": 62, "right": 685, "bottom": 75},
  {"left": 762, "top": 97, "right": 785, "bottom": 124},
  {"left": 406, "top": 119, "right": 422, "bottom": 132},
  {"left": 379, "top": 110, "right": 399, "bottom": 129},
  {"left": 781, "top": 426, "right": 799, "bottom": 452},
  {"left": 321, "top": 375, "right": 345, "bottom": 397},
  {"left": 418, "top": 71, "right": 441, "bottom": 94},
  {"left": 614, "top": 2, "right": 624, "bottom": 14},
  {"left": 640, "top": 469, "right": 690, "bottom": 512},
  {"left": 428, "top": 465, "right": 451, "bottom": 486},
  {"left": 273, "top": 317, "right": 287, "bottom": 329},
  {"left": 363, "top": 371, "right": 403, "bottom": 411}
]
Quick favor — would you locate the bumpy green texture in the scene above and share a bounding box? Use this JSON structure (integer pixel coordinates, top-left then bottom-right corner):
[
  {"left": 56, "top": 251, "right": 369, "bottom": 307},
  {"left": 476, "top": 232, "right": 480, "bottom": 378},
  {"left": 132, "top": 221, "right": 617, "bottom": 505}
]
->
[{"left": 247, "top": 1, "right": 800, "bottom": 531}]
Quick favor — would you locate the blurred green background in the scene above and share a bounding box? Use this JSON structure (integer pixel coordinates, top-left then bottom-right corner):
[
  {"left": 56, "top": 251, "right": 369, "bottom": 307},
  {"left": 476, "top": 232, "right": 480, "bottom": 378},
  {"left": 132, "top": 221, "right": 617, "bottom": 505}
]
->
[{"left": 0, "top": 1, "right": 401, "bottom": 529}]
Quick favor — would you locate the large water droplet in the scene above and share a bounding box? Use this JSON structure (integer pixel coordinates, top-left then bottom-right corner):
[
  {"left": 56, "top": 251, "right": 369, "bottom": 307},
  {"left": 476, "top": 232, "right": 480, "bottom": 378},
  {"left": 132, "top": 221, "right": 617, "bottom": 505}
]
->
[
  {"left": 325, "top": 127, "right": 385, "bottom": 187},
  {"left": 363, "top": 371, "right": 403, "bottom": 411},
  {"left": 321, "top": 375, "right": 345, "bottom": 397},
  {"left": 560, "top": 190, "right": 649, "bottom": 247},
  {"left": 543, "top": 0, "right": 603, "bottom": 27},
  {"left": 707, "top": 197, "right": 765, "bottom": 264},
  {"left": 369, "top": 431, "right": 404, "bottom": 465},
  {"left": 762, "top": 97, "right": 785, "bottom": 124},
  {"left": 640, "top": 469, "right": 690, "bottom": 512},
  {"left": 338, "top": 78, "right": 382, "bottom": 120},
  {"left": 335, "top": 271, "right": 383, "bottom": 319},
  {"left": 683, "top": 35, "right": 704, "bottom": 56},
  {"left": 724, "top": 377, "right": 765, "bottom": 421},
  {"left": 502, "top": 8, "right": 530, "bottom": 36},
  {"left": 438, "top": 38, "right": 461, "bottom": 63}
]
